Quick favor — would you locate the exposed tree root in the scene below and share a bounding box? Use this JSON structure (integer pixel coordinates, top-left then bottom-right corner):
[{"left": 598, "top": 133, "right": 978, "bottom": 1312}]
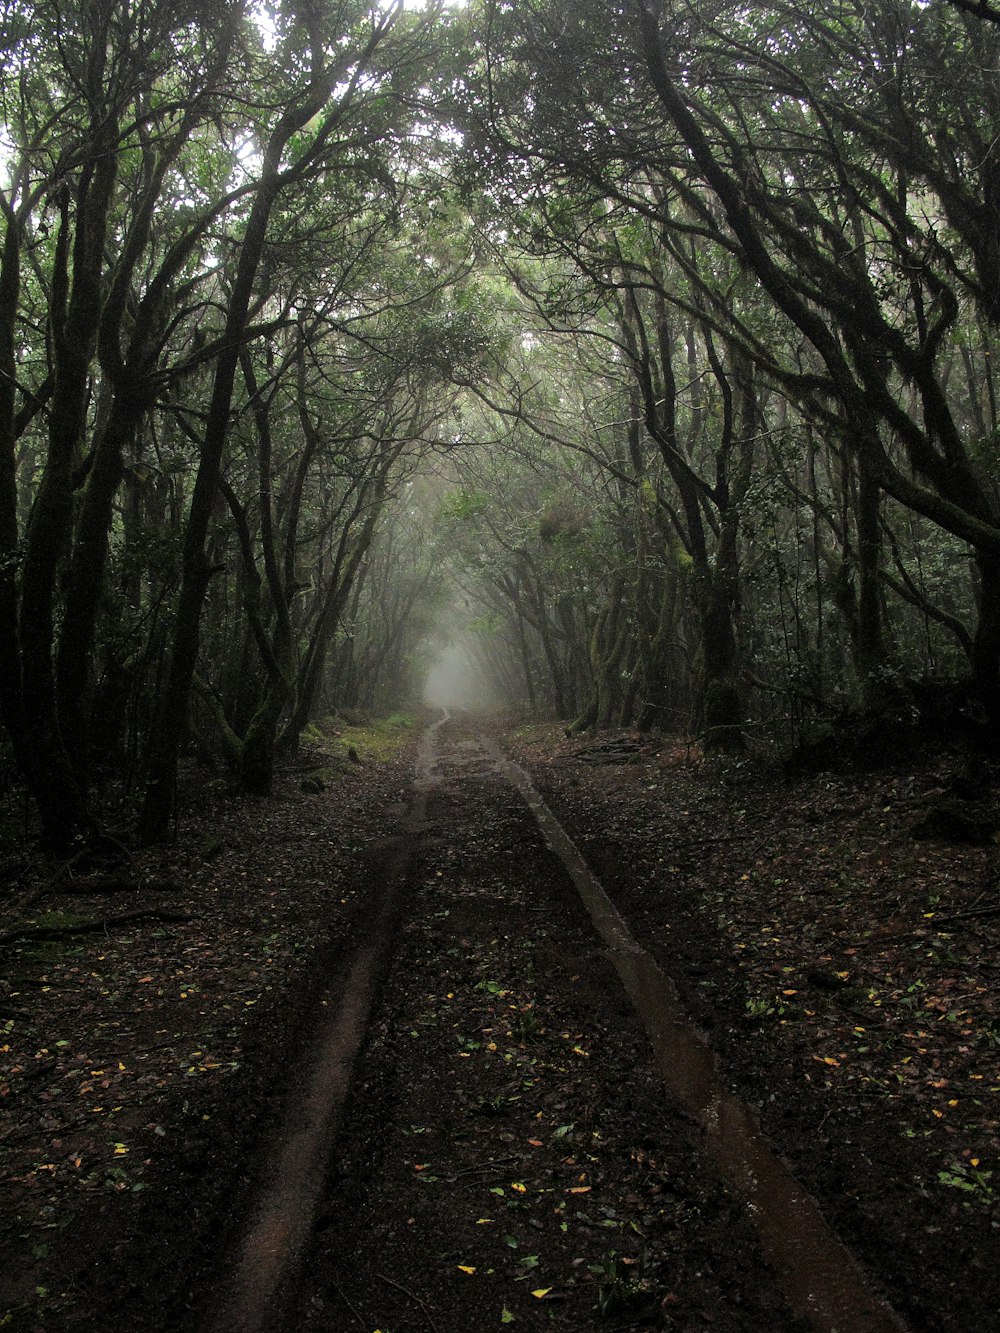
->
[{"left": 0, "top": 908, "right": 191, "bottom": 947}]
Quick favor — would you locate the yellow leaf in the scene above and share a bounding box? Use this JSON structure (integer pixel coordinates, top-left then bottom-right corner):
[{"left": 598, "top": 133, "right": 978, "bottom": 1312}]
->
[
  {"left": 531, "top": 1289, "right": 551, "bottom": 1299},
  {"left": 568, "top": 1185, "right": 591, "bottom": 1194},
  {"left": 475, "top": 1218, "right": 493, "bottom": 1225},
  {"left": 511, "top": 1182, "right": 527, "bottom": 1193},
  {"left": 457, "top": 1265, "right": 476, "bottom": 1275}
]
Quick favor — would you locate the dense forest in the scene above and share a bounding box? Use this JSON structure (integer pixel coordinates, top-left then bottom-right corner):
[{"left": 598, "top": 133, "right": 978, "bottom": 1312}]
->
[{"left": 1, "top": 0, "right": 998, "bottom": 848}]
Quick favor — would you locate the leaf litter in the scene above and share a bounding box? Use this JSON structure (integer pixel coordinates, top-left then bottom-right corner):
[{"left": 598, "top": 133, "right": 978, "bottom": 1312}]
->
[{"left": 2, "top": 716, "right": 997, "bottom": 1330}]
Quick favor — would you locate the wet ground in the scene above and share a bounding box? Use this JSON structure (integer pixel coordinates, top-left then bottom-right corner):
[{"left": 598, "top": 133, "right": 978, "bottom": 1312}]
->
[
  {"left": 202, "top": 713, "right": 905, "bottom": 1332},
  {"left": 3, "top": 711, "right": 997, "bottom": 1330}
]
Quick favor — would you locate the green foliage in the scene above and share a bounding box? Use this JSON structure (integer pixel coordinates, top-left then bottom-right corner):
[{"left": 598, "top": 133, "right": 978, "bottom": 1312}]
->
[
  {"left": 440, "top": 490, "right": 491, "bottom": 521},
  {"left": 937, "top": 1160, "right": 994, "bottom": 1207},
  {"left": 1, "top": 0, "right": 997, "bottom": 828}
]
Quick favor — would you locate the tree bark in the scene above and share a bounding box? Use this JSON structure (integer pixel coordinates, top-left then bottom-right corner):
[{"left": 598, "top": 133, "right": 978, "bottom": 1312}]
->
[
  {"left": 139, "top": 13, "right": 397, "bottom": 838},
  {"left": 19, "top": 129, "right": 119, "bottom": 842},
  {"left": 972, "top": 554, "right": 1000, "bottom": 739}
]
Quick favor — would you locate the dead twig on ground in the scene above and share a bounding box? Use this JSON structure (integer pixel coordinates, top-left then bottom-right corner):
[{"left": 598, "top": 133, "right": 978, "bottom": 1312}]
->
[
  {"left": 453, "top": 1154, "right": 519, "bottom": 1179},
  {"left": 929, "top": 902, "right": 1000, "bottom": 925},
  {"left": 378, "top": 1272, "right": 441, "bottom": 1333},
  {"left": 329, "top": 1280, "right": 368, "bottom": 1330},
  {"left": 0, "top": 908, "right": 191, "bottom": 947}
]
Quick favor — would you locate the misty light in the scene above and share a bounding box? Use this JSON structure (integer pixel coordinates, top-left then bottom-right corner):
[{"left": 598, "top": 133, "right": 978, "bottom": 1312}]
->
[{"left": 423, "top": 640, "right": 498, "bottom": 710}]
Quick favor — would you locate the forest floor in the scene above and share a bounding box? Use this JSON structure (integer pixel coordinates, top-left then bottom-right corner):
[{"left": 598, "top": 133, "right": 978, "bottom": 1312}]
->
[{"left": 0, "top": 711, "right": 998, "bottom": 1331}]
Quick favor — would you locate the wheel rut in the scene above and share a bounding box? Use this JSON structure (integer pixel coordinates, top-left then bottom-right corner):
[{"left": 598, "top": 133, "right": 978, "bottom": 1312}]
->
[
  {"left": 206, "top": 713, "right": 907, "bottom": 1332},
  {"left": 486, "top": 736, "right": 908, "bottom": 1333},
  {"left": 202, "top": 715, "right": 449, "bottom": 1333}
]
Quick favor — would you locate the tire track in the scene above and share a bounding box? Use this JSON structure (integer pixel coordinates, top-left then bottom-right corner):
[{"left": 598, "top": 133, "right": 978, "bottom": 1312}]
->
[
  {"left": 486, "top": 734, "right": 908, "bottom": 1333},
  {"left": 203, "top": 713, "right": 908, "bottom": 1332},
  {"left": 201, "top": 714, "right": 449, "bottom": 1333}
]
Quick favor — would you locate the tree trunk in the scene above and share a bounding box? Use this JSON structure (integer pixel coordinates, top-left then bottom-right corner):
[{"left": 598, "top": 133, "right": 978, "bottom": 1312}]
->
[
  {"left": 55, "top": 400, "right": 134, "bottom": 776},
  {"left": 855, "top": 458, "right": 885, "bottom": 693},
  {"left": 0, "top": 211, "right": 27, "bottom": 796},
  {"left": 972, "top": 553, "right": 1000, "bottom": 740},
  {"left": 19, "top": 140, "right": 118, "bottom": 843},
  {"left": 237, "top": 687, "right": 287, "bottom": 794},
  {"left": 138, "top": 156, "right": 288, "bottom": 840},
  {"left": 278, "top": 476, "right": 387, "bottom": 753},
  {"left": 636, "top": 568, "right": 684, "bottom": 732},
  {"left": 698, "top": 569, "right": 744, "bottom": 753},
  {"left": 511, "top": 589, "right": 539, "bottom": 717}
]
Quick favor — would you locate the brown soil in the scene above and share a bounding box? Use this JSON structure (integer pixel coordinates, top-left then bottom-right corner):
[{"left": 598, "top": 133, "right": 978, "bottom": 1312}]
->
[{"left": 1, "top": 713, "right": 998, "bottom": 1331}]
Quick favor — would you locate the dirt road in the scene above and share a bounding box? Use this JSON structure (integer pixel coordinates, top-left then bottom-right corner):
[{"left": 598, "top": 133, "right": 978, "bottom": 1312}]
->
[
  {"left": 5, "top": 711, "right": 997, "bottom": 1331},
  {"left": 205, "top": 713, "right": 905, "bottom": 1332}
]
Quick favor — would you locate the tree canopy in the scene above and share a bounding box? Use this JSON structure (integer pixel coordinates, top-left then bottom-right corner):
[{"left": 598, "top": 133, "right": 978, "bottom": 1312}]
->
[{"left": 1, "top": 0, "right": 997, "bottom": 846}]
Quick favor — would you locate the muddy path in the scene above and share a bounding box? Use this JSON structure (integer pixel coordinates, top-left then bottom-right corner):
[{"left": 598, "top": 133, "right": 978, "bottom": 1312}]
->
[{"left": 204, "top": 713, "right": 906, "bottom": 1332}]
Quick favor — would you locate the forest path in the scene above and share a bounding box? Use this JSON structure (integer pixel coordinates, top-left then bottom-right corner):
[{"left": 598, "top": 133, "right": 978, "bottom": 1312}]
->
[
  {"left": 203, "top": 714, "right": 450, "bottom": 1333},
  {"left": 208, "top": 712, "right": 906, "bottom": 1332}
]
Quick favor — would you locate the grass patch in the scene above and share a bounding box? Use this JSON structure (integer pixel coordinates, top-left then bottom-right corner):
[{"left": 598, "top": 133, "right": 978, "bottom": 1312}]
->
[{"left": 304, "top": 712, "right": 417, "bottom": 770}]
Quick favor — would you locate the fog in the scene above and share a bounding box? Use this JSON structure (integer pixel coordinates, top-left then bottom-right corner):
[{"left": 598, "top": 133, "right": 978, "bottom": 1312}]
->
[{"left": 423, "top": 640, "right": 498, "bottom": 710}]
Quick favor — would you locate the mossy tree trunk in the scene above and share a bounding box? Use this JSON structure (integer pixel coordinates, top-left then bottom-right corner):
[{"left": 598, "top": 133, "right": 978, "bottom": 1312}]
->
[{"left": 137, "top": 24, "right": 381, "bottom": 839}]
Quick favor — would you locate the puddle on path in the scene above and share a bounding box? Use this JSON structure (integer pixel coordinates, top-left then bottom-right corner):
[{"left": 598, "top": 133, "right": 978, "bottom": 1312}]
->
[{"left": 484, "top": 735, "right": 909, "bottom": 1333}]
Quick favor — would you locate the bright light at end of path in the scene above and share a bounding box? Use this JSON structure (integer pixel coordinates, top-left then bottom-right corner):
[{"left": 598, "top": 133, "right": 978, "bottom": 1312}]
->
[{"left": 423, "top": 642, "right": 497, "bottom": 710}]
